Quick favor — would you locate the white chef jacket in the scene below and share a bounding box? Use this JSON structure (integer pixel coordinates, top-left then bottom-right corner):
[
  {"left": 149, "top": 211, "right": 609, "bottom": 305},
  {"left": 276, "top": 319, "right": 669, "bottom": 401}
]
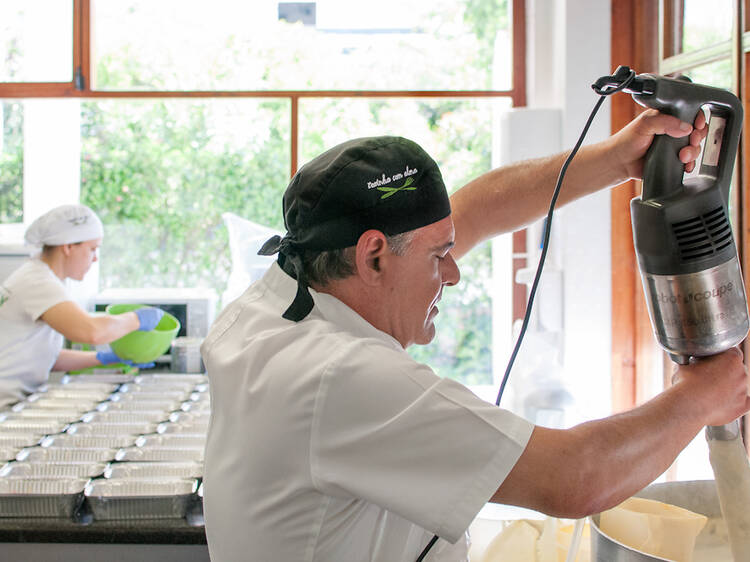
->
[
  {"left": 201, "top": 262, "right": 534, "bottom": 562},
  {"left": 0, "top": 259, "right": 69, "bottom": 407}
]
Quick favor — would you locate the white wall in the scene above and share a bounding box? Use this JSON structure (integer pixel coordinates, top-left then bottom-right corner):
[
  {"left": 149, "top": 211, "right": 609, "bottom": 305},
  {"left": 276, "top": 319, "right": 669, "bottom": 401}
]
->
[
  {"left": 0, "top": 99, "right": 98, "bottom": 306},
  {"left": 22, "top": 99, "right": 81, "bottom": 221},
  {"left": 503, "top": 0, "right": 613, "bottom": 422}
]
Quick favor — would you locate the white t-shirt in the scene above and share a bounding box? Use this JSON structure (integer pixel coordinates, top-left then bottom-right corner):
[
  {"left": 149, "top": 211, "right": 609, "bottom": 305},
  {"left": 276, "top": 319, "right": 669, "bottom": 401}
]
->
[
  {"left": 0, "top": 259, "right": 69, "bottom": 407},
  {"left": 201, "top": 263, "right": 534, "bottom": 562}
]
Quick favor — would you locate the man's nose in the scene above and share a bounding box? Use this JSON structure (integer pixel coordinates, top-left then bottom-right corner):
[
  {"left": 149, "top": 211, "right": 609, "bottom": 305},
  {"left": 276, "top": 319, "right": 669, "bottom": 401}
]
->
[{"left": 442, "top": 253, "right": 460, "bottom": 286}]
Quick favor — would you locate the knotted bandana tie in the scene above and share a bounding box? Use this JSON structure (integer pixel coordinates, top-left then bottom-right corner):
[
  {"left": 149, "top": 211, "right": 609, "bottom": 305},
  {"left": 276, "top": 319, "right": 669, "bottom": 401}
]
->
[{"left": 258, "top": 235, "right": 314, "bottom": 322}]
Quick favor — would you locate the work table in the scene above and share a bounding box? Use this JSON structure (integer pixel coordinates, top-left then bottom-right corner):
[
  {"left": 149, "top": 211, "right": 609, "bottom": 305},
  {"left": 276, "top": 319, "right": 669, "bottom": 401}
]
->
[
  {"left": 0, "top": 371, "right": 211, "bottom": 561},
  {"left": 0, "top": 491, "right": 209, "bottom": 562}
]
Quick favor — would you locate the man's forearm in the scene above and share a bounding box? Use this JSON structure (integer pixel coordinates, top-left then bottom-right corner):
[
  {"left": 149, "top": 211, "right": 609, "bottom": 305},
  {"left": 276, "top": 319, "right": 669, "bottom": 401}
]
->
[
  {"left": 449, "top": 138, "right": 623, "bottom": 260},
  {"left": 491, "top": 349, "right": 749, "bottom": 518},
  {"left": 491, "top": 382, "right": 706, "bottom": 518},
  {"left": 449, "top": 108, "right": 703, "bottom": 260}
]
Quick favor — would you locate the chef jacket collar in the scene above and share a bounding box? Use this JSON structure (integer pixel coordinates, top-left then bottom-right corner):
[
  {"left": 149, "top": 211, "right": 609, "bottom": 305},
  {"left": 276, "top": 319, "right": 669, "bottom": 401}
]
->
[{"left": 264, "top": 262, "right": 402, "bottom": 350}]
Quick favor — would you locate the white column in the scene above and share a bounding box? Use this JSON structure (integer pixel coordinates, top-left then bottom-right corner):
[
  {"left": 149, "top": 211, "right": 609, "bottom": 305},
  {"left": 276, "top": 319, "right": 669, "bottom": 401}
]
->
[
  {"left": 523, "top": 0, "right": 613, "bottom": 421},
  {"left": 23, "top": 99, "right": 81, "bottom": 222},
  {"left": 22, "top": 99, "right": 98, "bottom": 305}
]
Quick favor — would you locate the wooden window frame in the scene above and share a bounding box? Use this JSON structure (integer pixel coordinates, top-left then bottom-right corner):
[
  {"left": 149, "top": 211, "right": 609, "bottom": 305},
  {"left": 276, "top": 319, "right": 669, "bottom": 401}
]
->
[
  {"left": 1, "top": 0, "right": 528, "bottom": 178},
  {"left": 1, "top": 0, "right": 530, "bottom": 327}
]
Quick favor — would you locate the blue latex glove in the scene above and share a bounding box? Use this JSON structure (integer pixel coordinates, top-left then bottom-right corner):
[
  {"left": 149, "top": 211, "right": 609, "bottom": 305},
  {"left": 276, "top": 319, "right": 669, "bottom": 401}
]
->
[
  {"left": 96, "top": 350, "right": 155, "bottom": 369},
  {"left": 135, "top": 307, "right": 165, "bottom": 331}
]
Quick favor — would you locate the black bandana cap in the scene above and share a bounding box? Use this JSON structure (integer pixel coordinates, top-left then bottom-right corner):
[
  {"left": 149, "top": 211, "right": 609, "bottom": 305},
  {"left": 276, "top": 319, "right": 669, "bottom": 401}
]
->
[{"left": 259, "top": 136, "right": 452, "bottom": 322}]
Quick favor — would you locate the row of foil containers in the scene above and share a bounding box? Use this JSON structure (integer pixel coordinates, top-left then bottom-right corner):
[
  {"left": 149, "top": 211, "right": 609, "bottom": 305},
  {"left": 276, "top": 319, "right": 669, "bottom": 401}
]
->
[{"left": 0, "top": 373, "right": 209, "bottom": 520}]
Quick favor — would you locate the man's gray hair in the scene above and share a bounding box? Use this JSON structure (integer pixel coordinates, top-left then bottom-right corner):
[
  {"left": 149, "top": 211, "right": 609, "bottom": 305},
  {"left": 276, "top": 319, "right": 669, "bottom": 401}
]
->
[{"left": 302, "top": 230, "right": 415, "bottom": 286}]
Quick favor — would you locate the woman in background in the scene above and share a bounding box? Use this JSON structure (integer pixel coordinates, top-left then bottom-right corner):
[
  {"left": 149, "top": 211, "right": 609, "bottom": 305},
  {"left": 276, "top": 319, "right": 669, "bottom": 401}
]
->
[{"left": 0, "top": 204, "right": 163, "bottom": 408}]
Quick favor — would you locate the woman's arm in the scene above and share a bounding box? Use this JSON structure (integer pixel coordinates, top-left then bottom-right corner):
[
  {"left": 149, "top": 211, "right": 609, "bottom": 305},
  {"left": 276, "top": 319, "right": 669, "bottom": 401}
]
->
[
  {"left": 41, "top": 301, "right": 139, "bottom": 346},
  {"left": 52, "top": 349, "right": 102, "bottom": 372}
]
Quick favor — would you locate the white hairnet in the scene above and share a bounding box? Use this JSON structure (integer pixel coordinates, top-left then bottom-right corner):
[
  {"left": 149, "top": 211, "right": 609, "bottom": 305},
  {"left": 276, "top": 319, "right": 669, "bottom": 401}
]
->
[{"left": 24, "top": 204, "right": 104, "bottom": 247}]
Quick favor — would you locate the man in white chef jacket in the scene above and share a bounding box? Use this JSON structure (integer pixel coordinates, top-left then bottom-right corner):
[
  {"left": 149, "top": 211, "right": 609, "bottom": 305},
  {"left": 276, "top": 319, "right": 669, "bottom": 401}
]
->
[{"left": 201, "top": 114, "right": 750, "bottom": 562}]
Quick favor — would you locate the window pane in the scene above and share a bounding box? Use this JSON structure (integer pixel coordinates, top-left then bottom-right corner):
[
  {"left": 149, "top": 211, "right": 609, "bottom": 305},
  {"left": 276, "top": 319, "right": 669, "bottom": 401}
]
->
[
  {"left": 680, "top": 0, "right": 733, "bottom": 53},
  {"left": 92, "top": 0, "right": 511, "bottom": 91},
  {"left": 80, "top": 99, "right": 290, "bottom": 302},
  {"left": 300, "top": 97, "right": 512, "bottom": 386},
  {"left": 0, "top": 1, "right": 73, "bottom": 82},
  {"left": 683, "top": 58, "right": 733, "bottom": 90},
  {"left": 0, "top": 101, "right": 23, "bottom": 223},
  {"left": 299, "top": 97, "right": 511, "bottom": 189}
]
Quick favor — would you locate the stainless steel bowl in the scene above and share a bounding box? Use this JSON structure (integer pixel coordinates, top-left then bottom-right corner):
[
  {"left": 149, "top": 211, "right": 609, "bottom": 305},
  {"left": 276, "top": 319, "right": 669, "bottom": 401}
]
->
[{"left": 591, "top": 480, "right": 730, "bottom": 561}]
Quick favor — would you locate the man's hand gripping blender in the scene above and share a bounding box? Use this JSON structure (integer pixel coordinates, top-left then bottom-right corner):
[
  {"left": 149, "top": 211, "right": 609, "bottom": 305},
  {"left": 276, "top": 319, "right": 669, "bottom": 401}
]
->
[{"left": 598, "top": 67, "right": 750, "bottom": 559}]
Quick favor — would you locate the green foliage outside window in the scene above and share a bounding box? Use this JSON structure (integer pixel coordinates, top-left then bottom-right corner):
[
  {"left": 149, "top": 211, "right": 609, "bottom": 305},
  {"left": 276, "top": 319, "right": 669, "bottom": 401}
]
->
[
  {"left": 80, "top": 98, "right": 290, "bottom": 289},
  {"left": 0, "top": 101, "right": 23, "bottom": 223},
  {"left": 3, "top": 0, "right": 508, "bottom": 386}
]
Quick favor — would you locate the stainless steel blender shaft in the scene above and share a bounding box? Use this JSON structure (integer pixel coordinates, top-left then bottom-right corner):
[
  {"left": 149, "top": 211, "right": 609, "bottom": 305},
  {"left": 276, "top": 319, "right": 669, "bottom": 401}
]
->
[{"left": 706, "top": 419, "right": 741, "bottom": 441}]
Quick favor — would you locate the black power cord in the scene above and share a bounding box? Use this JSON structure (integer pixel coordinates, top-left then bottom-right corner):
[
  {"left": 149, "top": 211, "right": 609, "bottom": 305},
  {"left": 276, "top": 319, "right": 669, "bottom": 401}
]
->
[
  {"left": 495, "top": 66, "right": 635, "bottom": 405},
  {"left": 415, "top": 66, "right": 635, "bottom": 562}
]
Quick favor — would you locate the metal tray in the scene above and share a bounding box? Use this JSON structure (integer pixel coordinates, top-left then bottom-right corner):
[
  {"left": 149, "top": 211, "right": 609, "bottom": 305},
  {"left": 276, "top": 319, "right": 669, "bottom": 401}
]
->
[
  {"left": 14, "top": 396, "right": 102, "bottom": 410},
  {"left": 111, "top": 388, "right": 190, "bottom": 401},
  {"left": 17, "top": 447, "right": 117, "bottom": 463},
  {"left": 135, "top": 433, "right": 206, "bottom": 449},
  {"left": 85, "top": 478, "right": 198, "bottom": 520},
  {"left": 135, "top": 374, "right": 207, "bottom": 384},
  {"left": 81, "top": 410, "right": 169, "bottom": 424},
  {"left": 121, "top": 381, "right": 195, "bottom": 394},
  {"left": 156, "top": 421, "right": 207, "bottom": 435},
  {"left": 1, "top": 461, "right": 107, "bottom": 478},
  {"left": 0, "top": 420, "right": 69, "bottom": 434},
  {"left": 61, "top": 374, "right": 133, "bottom": 385},
  {"left": 0, "top": 434, "right": 42, "bottom": 448},
  {"left": 104, "top": 461, "right": 203, "bottom": 479},
  {"left": 32, "top": 388, "right": 112, "bottom": 401},
  {"left": 190, "top": 386, "right": 210, "bottom": 397},
  {"left": 41, "top": 434, "right": 136, "bottom": 449},
  {"left": 40, "top": 390, "right": 109, "bottom": 401},
  {"left": 5, "top": 409, "right": 84, "bottom": 421},
  {"left": 0, "top": 477, "right": 88, "bottom": 518},
  {"left": 97, "top": 399, "right": 181, "bottom": 412},
  {"left": 66, "top": 421, "right": 158, "bottom": 435},
  {"left": 167, "top": 411, "right": 209, "bottom": 424},
  {"left": 182, "top": 399, "right": 210, "bottom": 412},
  {"left": 0, "top": 446, "right": 21, "bottom": 462},
  {"left": 115, "top": 446, "right": 204, "bottom": 462}
]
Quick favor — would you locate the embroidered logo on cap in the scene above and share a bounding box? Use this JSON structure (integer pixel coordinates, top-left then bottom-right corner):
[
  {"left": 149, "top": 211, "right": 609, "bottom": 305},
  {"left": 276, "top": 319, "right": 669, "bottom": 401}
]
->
[
  {"left": 367, "top": 165, "right": 419, "bottom": 198},
  {"left": 377, "top": 177, "right": 417, "bottom": 199},
  {"left": 69, "top": 215, "right": 90, "bottom": 226}
]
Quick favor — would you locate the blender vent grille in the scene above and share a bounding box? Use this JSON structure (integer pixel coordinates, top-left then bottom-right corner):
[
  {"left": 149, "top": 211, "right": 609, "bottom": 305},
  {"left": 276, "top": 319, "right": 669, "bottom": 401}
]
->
[{"left": 672, "top": 206, "right": 733, "bottom": 261}]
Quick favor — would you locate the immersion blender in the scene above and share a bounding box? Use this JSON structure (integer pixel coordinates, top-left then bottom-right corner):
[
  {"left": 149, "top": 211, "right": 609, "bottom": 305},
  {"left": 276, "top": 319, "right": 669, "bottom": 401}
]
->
[{"left": 616, "top": 68, "right": 750, "bottom": 559}]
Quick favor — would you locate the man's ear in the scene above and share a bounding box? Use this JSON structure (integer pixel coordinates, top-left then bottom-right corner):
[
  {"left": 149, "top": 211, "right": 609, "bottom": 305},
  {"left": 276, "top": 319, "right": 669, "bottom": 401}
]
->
[
  {"left": 61, "top": 244, "right": 73, "bottom": 257},
  {"left": 355, "top": 230, "right": 389, "bottom": 286}
]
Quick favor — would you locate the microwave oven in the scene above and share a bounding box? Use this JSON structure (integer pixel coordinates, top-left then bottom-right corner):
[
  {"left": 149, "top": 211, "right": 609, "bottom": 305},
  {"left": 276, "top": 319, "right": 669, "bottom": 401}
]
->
[{"left": 91, "top": 287, "right": 218, "bottom": 339}]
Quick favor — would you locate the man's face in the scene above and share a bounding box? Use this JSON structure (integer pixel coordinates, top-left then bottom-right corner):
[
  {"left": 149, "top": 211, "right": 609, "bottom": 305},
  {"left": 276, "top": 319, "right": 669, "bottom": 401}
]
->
[{"left": 384, "top": 216, "right": 460, "bottom": 348}]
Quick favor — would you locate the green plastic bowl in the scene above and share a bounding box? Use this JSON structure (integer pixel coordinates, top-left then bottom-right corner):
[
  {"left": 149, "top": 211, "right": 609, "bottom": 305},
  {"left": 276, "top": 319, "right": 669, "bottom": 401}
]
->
[{"left": 107, "top": 304, "right": 180, "bottom": 363}]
